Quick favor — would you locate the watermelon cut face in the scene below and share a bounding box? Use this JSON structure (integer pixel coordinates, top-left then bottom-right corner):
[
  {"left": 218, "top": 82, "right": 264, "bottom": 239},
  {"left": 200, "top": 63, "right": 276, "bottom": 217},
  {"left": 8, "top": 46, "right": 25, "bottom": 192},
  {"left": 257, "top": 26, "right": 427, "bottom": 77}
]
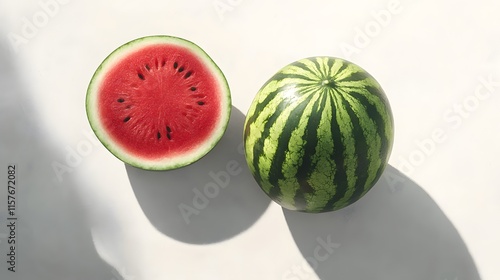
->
[
  {"left": 86, "top": 36, "right": 231, "bottom": 170},
  {"left": 244, "top": 57, "right": 394, "bottom": 213}
]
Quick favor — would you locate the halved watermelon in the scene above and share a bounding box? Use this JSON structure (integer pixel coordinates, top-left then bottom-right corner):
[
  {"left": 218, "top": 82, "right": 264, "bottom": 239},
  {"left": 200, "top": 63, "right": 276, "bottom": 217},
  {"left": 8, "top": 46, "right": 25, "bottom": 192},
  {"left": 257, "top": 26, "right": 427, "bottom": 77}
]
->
[{"left": 86, "top": 35, "right": 231, "bottom": 170}]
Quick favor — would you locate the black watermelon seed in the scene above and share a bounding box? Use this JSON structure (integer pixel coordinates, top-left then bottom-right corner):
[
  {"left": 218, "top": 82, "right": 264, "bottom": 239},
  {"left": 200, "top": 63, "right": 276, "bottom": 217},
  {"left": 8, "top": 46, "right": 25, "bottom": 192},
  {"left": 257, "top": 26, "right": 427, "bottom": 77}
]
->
[{"left": 166, "top": 126, "right": 172, "bottom": 140}]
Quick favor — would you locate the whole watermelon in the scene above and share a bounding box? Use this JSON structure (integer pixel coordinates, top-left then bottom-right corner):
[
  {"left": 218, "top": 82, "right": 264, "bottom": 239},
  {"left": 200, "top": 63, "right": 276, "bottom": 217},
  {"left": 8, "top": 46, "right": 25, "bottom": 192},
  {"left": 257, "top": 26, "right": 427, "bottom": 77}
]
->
[{"left": 244, "top": 57, "right": 394, "bottom": 213}]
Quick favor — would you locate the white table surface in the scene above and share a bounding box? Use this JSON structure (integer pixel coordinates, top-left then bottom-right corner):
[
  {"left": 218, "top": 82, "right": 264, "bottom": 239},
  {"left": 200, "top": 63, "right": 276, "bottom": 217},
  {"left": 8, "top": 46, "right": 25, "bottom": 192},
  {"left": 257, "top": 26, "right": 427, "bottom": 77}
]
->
[{"left": 1, "top": 0, "right": 499, "bottom": 279}]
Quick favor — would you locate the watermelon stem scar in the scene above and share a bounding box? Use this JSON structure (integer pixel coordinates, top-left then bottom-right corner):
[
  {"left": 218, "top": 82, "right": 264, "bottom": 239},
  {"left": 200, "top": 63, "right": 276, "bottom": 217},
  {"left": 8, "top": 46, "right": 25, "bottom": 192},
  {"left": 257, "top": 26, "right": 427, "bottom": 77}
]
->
[
  {"left": 320, "top": 79, "right": 336, "bottom": 88},
  {"left": 86, "top": 35, "right": 231, "bottom": 170}
]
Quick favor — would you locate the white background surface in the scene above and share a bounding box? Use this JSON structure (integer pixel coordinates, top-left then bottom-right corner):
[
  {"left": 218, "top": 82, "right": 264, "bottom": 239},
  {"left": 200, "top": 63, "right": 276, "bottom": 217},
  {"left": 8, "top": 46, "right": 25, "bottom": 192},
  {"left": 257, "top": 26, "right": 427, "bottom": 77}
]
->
[{"left": 1, "top": 0, "right": 499, "bottom": 279}]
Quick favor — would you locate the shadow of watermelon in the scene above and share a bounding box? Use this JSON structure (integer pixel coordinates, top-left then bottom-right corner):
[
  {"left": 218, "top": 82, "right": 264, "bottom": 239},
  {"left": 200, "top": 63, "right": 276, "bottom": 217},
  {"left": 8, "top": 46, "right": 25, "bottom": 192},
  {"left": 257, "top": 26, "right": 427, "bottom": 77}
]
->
[
  {"left": 283, "top": 165, "right": 480, "bottom": 280},
  {"left": 127, "top": 106, "right": 271, "bottom": 244}
]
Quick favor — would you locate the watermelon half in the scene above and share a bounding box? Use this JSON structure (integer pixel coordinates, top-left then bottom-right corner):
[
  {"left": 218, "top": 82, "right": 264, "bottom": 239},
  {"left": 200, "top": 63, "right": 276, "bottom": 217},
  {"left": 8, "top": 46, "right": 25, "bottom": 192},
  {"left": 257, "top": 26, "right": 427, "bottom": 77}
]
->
[
  {"left": 244, "top": 57, "right": 394, "bottom": 213},
  {"left": 86, "top": 35, "right": 231, "bottom": 170}
]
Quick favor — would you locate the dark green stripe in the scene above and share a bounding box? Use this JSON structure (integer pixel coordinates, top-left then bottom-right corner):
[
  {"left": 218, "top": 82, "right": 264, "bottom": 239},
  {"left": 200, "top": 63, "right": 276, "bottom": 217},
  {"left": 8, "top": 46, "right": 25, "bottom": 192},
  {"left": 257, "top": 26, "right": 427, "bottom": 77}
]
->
[
  {"left": 295, "top": 60, "right": 321, "bottom": 80},
  {"left": 347, "top": 87, "right": 391, "bottom": 162},
  {"left": 272, "top": 72, "right": 316, "bottom": 83},
  {"left": 340, "top": 85, "right": 392, "bottom": 205},
  {"left": 266, "top": 94, "right": 316, "bottom": 199},
  {"left": 333, "top": 60, "right": 349, "bottom": 80},
  {"left": 326, "top": 58, "right": 335, "bottom": 77},
  {"left": 244, "top": 82, "right": 296, "bottom": 133},
  {"left": 366, "top": 85, "right": 393, "bottom": 163},
  {"left": 322, "top": 92, "right": 348, "bottom": 210},
  {"left": 336, "top": 92, "right": 371, "bottom": 207},
  {"left": 250, "top": 95, "right": 292, "bottom": 193},
  {"left": 336, "top": 71, "right": 369, "bottom": 83},
  {"left": 311, "top": 58, "right": 323, "bottom": 77},
  {"left": 292, "top": 92, "right": 326, "bottom": 209}
]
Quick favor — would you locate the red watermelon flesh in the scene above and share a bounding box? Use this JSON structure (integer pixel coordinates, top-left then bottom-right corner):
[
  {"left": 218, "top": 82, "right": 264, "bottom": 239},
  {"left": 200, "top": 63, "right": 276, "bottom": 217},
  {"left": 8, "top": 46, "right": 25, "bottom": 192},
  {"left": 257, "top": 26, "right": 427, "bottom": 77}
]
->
[{"left": 86, "top": 36, "right": 231, "bottom": 170}]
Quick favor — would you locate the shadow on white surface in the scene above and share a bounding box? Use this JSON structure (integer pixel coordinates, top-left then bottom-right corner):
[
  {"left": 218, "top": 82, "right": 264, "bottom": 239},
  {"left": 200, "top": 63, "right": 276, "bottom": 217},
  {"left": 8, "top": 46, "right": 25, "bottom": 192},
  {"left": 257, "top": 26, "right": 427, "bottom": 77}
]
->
[
  {"left": 0, "top": 37, "right": 116, "bottom": 280},
  {"left": 283, "top": 165, "right": 480, "bottom": 280},
  {"left": 126, "top": 106, "right": 271, "bottom": 244}
]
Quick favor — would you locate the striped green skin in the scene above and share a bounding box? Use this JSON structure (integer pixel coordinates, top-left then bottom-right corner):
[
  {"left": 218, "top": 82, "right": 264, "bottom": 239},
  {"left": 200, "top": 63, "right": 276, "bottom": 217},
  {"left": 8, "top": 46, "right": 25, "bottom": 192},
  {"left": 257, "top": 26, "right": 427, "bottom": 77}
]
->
[{"left": 244, "top": 57, "right": 394, "bottom": 213}]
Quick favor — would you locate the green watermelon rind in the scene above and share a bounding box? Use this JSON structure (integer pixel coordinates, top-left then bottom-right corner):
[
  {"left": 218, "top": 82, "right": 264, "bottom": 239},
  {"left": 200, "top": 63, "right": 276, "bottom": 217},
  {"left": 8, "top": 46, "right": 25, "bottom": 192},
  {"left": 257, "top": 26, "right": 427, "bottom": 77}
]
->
[
  {"left": 243, "top": 56, "right": 394, "bottom": 213},
  {"left": 86, "top": 35, "right": 232, "bottom": 170}
]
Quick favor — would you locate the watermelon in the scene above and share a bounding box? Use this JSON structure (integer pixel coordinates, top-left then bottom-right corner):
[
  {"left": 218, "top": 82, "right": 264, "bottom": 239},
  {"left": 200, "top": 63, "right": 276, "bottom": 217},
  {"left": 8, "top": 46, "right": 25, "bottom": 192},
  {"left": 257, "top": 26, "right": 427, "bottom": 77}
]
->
[
  {"left": 86, "top": 35, "right": 231, "bottom": 170},
  {"left": 244, "top": 57, "right": 394, "bottom": 213}
]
